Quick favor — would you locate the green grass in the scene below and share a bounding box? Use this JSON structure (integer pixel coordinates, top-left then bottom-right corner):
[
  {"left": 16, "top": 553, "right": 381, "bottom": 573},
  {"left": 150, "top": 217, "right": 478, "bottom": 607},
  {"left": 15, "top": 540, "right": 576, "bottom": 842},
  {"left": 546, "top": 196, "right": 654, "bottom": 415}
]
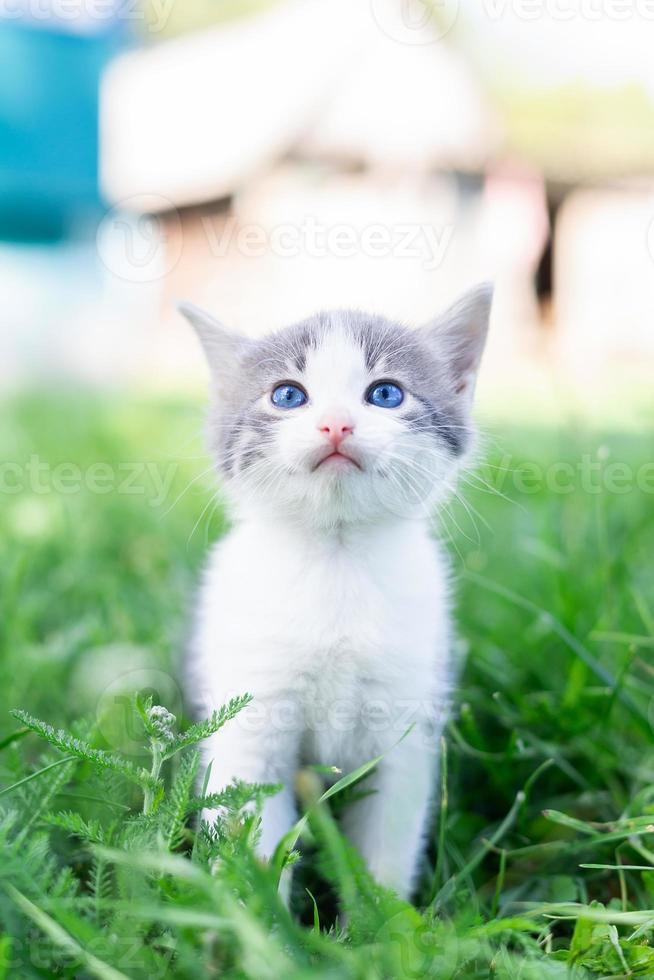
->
[{"left": 1, "top": 390, "right": 654, "bottom": 978}]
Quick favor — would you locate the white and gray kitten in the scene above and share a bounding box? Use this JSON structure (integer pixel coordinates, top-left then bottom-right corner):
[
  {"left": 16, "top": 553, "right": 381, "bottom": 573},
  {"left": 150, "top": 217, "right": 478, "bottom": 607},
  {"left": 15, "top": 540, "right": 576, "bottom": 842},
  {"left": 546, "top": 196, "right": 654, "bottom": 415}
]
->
[{"left": 180, "top": 284, "right": 492, "bottom": 900}]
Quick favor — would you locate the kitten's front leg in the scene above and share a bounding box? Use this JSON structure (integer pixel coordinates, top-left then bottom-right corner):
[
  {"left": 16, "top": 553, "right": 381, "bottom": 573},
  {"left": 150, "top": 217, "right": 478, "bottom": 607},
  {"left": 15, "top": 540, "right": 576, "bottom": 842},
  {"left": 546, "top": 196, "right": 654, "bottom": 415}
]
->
[
  {"left": 340, "top": 736, "right": 437, "bottom": 900},
  {"left": 200, "top": 721, "right": 299, "bottom": 860}
]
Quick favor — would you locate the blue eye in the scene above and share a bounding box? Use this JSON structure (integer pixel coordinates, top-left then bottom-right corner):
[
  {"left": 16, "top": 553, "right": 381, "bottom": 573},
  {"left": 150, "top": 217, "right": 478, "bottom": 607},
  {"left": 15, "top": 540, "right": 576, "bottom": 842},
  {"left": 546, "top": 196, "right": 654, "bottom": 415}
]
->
[
  {"left": 271, "top": 383, "right": 307, "bottom": 409},
  {"left": 366, "top": 381, "right": 404, "bottom": 408}
]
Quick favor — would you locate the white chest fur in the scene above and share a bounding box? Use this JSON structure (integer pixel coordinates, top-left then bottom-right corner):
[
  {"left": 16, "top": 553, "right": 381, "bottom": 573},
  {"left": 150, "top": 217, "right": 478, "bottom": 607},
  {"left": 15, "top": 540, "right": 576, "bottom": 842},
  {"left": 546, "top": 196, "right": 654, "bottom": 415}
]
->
[{"left": 191, "top": 517, "right": 451, "bottom": 757}]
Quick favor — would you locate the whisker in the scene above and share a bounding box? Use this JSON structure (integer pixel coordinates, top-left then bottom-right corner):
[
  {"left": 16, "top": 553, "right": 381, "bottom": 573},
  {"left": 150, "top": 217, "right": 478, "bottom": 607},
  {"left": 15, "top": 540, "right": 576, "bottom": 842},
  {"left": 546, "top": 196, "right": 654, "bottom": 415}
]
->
[
  {"left": 187, "top": 487, "right": 224, "bottom": 548},
  {"left": 161, "top": 464, "right": 216, "bottom": 518}
]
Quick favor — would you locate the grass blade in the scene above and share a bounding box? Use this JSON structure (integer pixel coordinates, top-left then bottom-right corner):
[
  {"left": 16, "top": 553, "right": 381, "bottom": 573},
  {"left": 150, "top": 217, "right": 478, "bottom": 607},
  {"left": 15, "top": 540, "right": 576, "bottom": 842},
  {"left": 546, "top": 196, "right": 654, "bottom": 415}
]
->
[{"left": 5, "top": 884, "right": 130, "bottom": 980}]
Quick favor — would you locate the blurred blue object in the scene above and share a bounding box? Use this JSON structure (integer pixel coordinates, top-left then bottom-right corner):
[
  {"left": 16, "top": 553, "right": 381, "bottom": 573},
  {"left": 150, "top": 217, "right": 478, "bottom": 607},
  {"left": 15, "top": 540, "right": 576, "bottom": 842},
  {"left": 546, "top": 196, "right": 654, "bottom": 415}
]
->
[{"left": 0, "top": 22, "right": 121, "bottom": 243}]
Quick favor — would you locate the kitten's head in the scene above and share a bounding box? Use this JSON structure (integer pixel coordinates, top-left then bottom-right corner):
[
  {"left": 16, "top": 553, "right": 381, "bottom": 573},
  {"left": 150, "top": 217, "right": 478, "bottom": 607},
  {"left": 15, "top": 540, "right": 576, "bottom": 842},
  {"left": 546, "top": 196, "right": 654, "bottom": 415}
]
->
[{"left": 180, "top": 284, "right": 492, "bottom": 527}]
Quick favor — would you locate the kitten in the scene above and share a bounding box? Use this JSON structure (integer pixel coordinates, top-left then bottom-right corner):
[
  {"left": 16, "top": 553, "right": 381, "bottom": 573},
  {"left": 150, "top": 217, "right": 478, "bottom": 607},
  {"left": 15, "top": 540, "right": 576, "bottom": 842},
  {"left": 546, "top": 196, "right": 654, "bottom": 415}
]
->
[{"left": 180, "top": 284, "right": 492, "bottom": 900}]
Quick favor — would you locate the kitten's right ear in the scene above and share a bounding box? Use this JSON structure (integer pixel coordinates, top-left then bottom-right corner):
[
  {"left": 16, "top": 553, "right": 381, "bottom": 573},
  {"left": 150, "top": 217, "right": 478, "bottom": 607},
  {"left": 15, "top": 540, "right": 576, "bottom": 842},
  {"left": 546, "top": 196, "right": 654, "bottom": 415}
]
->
[{"left": 178, "top": 302, "right": 245, "bottom": 384}]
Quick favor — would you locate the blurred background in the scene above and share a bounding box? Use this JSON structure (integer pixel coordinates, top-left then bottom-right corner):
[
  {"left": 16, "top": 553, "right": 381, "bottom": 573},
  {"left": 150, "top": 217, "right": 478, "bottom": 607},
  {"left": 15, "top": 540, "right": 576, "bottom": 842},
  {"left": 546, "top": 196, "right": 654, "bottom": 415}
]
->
[{"left": 2, "top": 0, "right": 653, "bottom": 420}]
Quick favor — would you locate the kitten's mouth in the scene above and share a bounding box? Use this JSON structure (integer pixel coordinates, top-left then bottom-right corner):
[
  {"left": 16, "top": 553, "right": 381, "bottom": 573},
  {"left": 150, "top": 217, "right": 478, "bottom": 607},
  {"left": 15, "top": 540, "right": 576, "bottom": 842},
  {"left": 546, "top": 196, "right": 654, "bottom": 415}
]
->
[{"left": 313, "top": 450, "right": 362, "bottom": 472}]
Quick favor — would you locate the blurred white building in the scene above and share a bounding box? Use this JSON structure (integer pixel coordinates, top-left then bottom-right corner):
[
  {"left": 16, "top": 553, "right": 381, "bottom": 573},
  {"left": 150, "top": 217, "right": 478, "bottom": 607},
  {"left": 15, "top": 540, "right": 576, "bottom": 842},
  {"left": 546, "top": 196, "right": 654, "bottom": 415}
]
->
[{"left": 5, "top": 0, "right": 653, "bottom": 401}]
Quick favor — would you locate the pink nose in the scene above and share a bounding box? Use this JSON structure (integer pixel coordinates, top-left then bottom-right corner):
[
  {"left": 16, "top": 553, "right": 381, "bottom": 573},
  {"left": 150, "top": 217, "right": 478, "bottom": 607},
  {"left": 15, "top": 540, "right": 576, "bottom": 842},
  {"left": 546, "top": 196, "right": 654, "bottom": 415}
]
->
[{"left": 318, "top": 415, "right": 354, "bottom": 448}]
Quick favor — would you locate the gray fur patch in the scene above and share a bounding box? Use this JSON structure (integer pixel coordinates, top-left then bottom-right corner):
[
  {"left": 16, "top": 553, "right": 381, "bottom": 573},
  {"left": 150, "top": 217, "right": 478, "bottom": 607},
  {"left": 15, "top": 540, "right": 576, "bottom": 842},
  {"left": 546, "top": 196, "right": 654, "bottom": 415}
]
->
[
  {"left": 343, "top": 313, "right": 469, "bottom": 456},
  {"left": 407, "top": 398, "right": 465, "bottom": 456}
]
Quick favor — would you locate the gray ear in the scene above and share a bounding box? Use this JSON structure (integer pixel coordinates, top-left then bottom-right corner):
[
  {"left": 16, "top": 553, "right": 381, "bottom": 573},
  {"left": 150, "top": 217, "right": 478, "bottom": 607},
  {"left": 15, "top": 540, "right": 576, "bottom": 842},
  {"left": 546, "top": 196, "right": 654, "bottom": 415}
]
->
[
  {"left": 422, "top": 282, "right": 493, "bottom": 403},
  {"left": 178, "top": 301, "right": 246, "bottom": 386}
]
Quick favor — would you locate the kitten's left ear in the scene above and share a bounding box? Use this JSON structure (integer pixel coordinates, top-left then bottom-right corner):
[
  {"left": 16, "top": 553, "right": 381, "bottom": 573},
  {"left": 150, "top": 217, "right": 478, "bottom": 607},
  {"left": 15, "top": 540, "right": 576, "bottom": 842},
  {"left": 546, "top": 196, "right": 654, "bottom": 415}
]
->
[{"left": 422, "top": 282, "right": 493, "bottom": 405}]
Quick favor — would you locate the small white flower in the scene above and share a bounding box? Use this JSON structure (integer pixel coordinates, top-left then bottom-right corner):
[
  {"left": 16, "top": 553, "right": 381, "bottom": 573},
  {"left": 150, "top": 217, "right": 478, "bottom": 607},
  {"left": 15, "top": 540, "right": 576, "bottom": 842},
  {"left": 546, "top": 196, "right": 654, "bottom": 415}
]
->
[{"left": 147, "top": 704, "right": 176, "bottom": 742}]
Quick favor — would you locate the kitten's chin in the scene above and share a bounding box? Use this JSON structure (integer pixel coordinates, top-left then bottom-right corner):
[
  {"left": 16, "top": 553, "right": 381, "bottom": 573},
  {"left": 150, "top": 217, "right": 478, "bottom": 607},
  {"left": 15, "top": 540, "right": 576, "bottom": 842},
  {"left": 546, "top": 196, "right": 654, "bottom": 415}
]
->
[
  {"left": 311, "top": 448, "right": 363, "bottom": 472},
  {"left": 313, "top": 452, "right": 362, "bottom": 473}
]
